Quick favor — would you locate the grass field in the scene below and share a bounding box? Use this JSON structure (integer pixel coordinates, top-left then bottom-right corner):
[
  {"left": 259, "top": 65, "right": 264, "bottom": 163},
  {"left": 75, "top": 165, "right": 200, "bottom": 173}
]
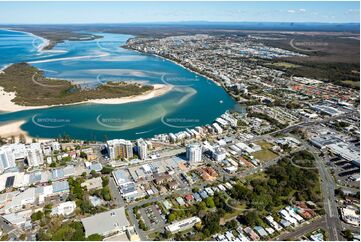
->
[
  {"left": 252, "top": 149, "right": 278, "bottom": 162},
  {"left": 255, "top": 140, "right": 274, "bottom": 149},
  {"left": 252, "top": 140, "right": 279, "bottom": 161},
  {"left": 245, "top": 172, "right": 268, "bottom": 181},
  {"left": 341, "top": 80, "right": 360, "bottom": 88},
  {"left": 269, "top": 62, "right": 301, "bottom": 69}
]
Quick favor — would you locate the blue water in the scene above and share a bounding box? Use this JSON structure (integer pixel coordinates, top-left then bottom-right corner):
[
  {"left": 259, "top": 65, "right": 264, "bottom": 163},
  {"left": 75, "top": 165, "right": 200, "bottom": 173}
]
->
[{"left": 0, "top": 29, "right": 239, "bottom": 141}]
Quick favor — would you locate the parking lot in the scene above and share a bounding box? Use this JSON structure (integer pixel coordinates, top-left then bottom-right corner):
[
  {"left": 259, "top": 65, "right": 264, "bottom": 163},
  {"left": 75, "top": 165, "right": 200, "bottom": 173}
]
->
[
  {"left": 329, "top": 156, "right": 360, "bottom": 188},
  {"left": 140, "top": 204, "right": 166, "bottom": 230}
]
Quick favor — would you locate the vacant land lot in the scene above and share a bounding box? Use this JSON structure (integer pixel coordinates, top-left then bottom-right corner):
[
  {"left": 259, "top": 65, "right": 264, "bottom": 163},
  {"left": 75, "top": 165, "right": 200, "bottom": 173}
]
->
[
  {"left": 252, "top": 149, "right": 278, "bottom": 162},
  {"left": 259, "top": 32, "right": 360, "bottom": 88},
  {"left": 252, "top": 140, "right": 278, "bottom": 162}
]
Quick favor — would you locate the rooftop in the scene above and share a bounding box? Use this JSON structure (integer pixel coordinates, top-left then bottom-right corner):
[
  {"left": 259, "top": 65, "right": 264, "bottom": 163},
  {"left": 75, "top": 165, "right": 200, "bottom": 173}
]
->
[{"left": 81, "top": 207, "right": 130, "bottom": 237}]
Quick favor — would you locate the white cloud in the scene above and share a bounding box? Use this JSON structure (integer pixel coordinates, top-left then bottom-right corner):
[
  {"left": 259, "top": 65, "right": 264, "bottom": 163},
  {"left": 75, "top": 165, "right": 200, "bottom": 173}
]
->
[
  {"left": 299, "top": 9, "right": 306, "bottom": 12},
  {"left": 287, "top": 9, "right": 296, "bottom": 14}
]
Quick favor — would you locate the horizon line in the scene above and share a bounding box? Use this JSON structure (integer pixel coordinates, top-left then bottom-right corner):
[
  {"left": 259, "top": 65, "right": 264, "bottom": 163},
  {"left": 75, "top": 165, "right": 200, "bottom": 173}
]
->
[{"left": 1, "top": 21, "right": 360, "bottom": 25}]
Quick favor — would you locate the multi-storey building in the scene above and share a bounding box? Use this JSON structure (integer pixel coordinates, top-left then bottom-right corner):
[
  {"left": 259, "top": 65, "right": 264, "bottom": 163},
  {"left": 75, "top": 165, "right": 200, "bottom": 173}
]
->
[
  {"left": 0, "top": 146, "right": 16, "bottom": 173},
  {"left": 106, "top": 139, "right": 133, "bottom": 160},
  {"left": 186, "top": 144, "right": 202, "bottom": 164},
  {"left": 26, "top": 143, "right": 44, "bottom": 167},
  {"left": 136, "top": 139, "right": 147, "bottom": 160}
]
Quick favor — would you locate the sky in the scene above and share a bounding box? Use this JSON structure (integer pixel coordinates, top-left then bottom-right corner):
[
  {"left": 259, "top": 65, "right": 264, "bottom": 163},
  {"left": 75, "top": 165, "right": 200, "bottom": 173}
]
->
[{"left": 0, "top": 1, "right": 359, "bottom": 24}]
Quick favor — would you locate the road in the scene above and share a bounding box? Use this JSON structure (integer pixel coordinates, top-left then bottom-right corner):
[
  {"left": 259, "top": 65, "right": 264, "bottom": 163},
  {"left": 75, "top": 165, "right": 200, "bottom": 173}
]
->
[
  {"left": 108, "top": 175, "right": 125, "bottom": 207},
  {"left": 249, "top": 112, "right": 353, "bottom": 142},
  {"left": 301, "top": 141, "right": 344, "bottom": 241},
  {"left": 0, "top": 218, "right": 21, "bottom": 240},
  {"left": 276, "top": 216, "right": 326, "bottom": 240}
]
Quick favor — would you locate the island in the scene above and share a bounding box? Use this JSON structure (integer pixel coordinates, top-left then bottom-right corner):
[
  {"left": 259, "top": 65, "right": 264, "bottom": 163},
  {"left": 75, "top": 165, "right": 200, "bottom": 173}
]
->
[{"left": 0, "top": 63, "right": 172, "bottom": 112}]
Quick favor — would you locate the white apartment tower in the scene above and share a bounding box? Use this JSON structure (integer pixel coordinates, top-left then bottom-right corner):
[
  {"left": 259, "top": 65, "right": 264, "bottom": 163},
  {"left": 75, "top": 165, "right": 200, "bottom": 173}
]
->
[
  {"left": 136, "top": 139, "right": 147, "bottom": 160},
  {"left": 26, "top": 143, "right": 44, "bottom": 167},
  {"left": 186, "top": 144, "right": 202, "bottom": 164},
  {"left": 0, "top": 146, "right": 16, "bottom": 173}
]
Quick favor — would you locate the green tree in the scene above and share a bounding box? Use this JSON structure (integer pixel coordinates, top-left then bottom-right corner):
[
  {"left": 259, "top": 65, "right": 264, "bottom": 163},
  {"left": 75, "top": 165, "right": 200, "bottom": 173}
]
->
[
  {"left": 102, "top": 176, "right": 109, "bottom": 187},
  {"left": 197, "top": 201, "right": 207, "bottom": 210},
  {"left": 87, "top": 234, "right": 103, "bottom": 241},
  {"left": 44, "top": 203, "right": 53, "bottom": 216},
  {"left": 202, "top": 212, "right": 221, "bottom": 237},
  {"left": 205, "top": 197, "right": 215, "bottom": 208},
  {"left": 343, "top": 229, "right": 354, "bottom": 241},
  {"left": 19, "top": 134, "right": 26, "bottom": 144},
  {"left": 192, "top": 187, "right": 200, "bottom": 193},
  {"left": 90, "top": 170, "right": 98, "bottom": 178},
  {"left": 31, "top": 211, "right": 44, "bottom": 221},
  {"left": 168, "top": 213, "right": 176, "bottom": 222},
  {"left": 101, "top": 166, "right": 113, "bottom": 174},
  {"left": 226, "top": 220, "right": 238, "bottom": 230},
  {"left": 101, "top": 187, "right": 111, "bottom": 201},
  {"left": 243, "top": 211, "right": 259, "bottom": 227},
  {"left": 139, "top": 219, "right": 148, "bottom": 231},
  {"left": 80, "top": 151, "right": 87, "bottom": 159}
]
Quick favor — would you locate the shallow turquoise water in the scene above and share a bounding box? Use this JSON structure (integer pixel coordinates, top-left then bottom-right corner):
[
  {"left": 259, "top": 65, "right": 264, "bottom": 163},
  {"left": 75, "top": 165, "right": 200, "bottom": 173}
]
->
[{"left": 0, "top": 29, "right": 240, "bottom": 141}]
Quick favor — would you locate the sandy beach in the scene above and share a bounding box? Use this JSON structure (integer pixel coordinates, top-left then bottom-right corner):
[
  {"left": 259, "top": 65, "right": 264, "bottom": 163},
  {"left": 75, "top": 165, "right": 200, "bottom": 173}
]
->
[
  {"left": 0, "top": 120, "right": 51, "bottom": 142},
  {"left": 0, "top": 84, "right": 172, "bottom": 112},
  {"left": 0, "top": 120, "right": 27, "bottom": 138},
  {"left": 0, "top": 87, "right": 50, "bottom": 112},
  {"left": 88, "top": 84, "right": 172, "bottom": 104}
]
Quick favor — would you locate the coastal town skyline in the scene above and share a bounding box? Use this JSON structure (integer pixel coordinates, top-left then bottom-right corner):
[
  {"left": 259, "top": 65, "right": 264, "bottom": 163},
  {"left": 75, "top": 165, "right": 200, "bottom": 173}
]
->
[{"left": 0, "top": 1, "right": 359, "bottom": 241}]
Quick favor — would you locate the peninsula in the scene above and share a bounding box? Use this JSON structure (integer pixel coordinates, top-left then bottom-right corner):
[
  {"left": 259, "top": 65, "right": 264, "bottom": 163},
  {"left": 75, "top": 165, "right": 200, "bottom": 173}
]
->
[{"left": 0, "top": 63, "right": 172, "bottom": 112}]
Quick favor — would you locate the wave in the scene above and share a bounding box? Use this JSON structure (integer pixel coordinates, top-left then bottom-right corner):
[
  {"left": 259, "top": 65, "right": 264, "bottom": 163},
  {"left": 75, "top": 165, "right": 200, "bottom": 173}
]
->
[{"left": 0, "top": 63, "right": 12, "bottom": 73}]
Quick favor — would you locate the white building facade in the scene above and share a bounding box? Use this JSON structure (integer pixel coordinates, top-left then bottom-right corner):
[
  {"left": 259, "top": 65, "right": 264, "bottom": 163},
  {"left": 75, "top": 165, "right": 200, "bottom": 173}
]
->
[{"left": 186, "top": 144, "right": 202, "bottom": 164}]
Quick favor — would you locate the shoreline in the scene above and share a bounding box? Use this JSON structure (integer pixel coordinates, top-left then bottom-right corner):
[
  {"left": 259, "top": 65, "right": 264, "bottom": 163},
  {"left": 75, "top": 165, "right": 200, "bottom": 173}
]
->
[
  {"left": 154, "top": 53, "right": 222, "bottom": 87},
  {"left": 0, "top": 120, "right": 27, "bottom": 139},
  {"left": 0, "top": 63, "right": 12, "bottom": 74},
  {"left": 125, "top": 46, "right": 222, "bottom": 87},
  {"left": 0, "top": 84, "right": 173, "bottom": 113},
  {"left": 0, "top": 28, "right": 50, "bottom": 52}
]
